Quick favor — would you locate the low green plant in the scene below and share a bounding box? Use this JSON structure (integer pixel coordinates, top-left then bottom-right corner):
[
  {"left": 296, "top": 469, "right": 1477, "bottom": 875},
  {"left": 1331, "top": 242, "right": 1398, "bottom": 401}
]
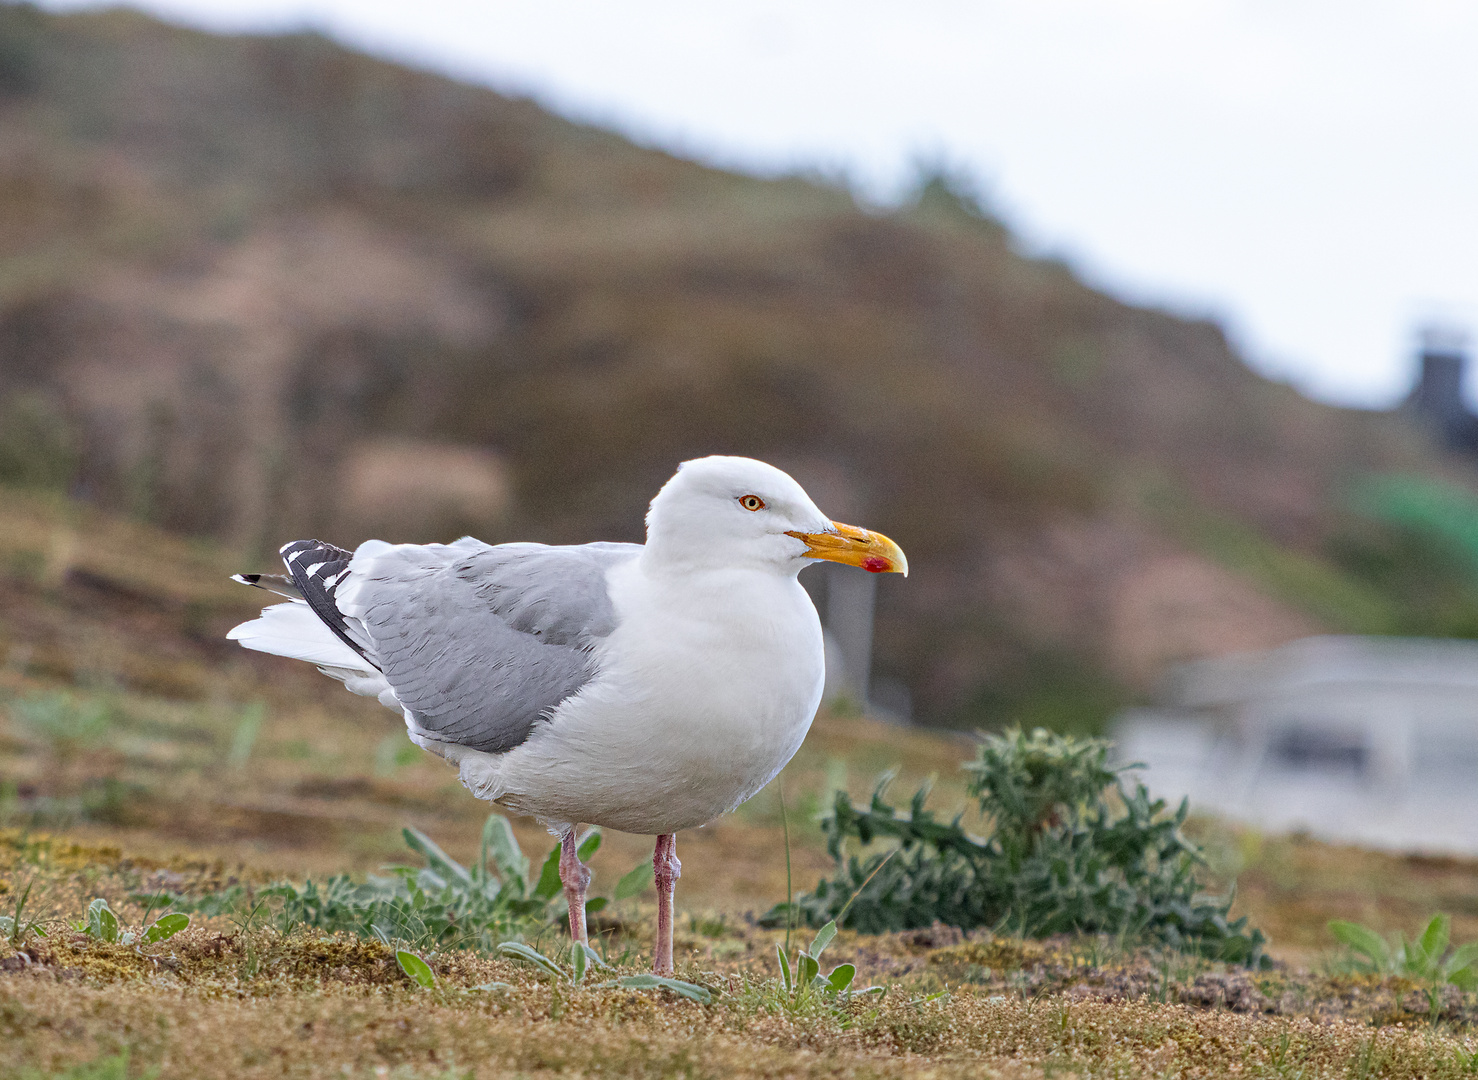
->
[
  {"left": 766, "top": 728, "right": 1266, "bottom": 965},
  {"left": 1329, "top": 914, "right": 1478, "bottom": 1021},
  {"left": 498, "top": 940, "right": 602, "bottom": 984},
  {"left": 16, "top": 1048, "right": 153, "bottom": 1080},
  {"left": 397, "top": 947, "right": 513, "bottom": 997},
  {"left": 607, "top": 972, "right": 713, "bottom": 1002},
  {"left": 146, "top": 813, "right": 638, "bottom": 954},
  {"left": 11, "top": 691, "right": 112, "bottom": 758},
  {"left": 1, "top": 876, "right": 48, "bottom": 948},
  {"left": 79, "top": 897, "right": 120, "bottom": 942},
  {"left": 496, "top": 938, "right": 712, "bottom": 1002},
  {"left": 396, "top": 949, "right": 437, "bottom": 988},
  {"left": 74, "top": 898, "right": 188, "bottom": 946}
]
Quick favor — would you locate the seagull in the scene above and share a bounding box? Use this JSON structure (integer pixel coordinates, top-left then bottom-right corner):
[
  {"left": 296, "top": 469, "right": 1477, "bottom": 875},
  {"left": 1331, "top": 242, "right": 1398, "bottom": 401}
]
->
[{"left": 227, "top": 455, "right": 907, "bottom": 973}]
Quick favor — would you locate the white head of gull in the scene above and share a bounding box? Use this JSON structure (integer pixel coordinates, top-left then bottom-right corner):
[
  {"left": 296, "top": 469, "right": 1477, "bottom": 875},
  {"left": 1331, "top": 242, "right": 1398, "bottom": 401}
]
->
[{"left": 227, "top": 455, "right": 907, "bottom": 974}]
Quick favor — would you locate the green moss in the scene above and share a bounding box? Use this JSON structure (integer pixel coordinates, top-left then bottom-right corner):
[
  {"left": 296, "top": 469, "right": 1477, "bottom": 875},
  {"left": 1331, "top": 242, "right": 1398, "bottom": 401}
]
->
[{"left": 929, "top": 937, "right": 1049, "bottom": 976}]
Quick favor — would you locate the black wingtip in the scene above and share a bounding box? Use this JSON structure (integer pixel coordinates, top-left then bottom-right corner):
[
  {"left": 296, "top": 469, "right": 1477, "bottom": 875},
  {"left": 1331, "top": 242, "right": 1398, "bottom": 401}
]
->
[
  {"left": 232, "top": 572, "right": 305, "bottom": 600},
  {"left": 275, "top": 540, "right": 377, "bottom": 670}
]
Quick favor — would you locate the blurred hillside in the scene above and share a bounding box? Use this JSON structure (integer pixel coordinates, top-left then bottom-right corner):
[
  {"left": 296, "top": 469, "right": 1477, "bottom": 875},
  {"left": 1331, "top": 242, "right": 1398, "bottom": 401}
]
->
[{"left": 3, "top": 2, "right": 1477, "bottom": 729}]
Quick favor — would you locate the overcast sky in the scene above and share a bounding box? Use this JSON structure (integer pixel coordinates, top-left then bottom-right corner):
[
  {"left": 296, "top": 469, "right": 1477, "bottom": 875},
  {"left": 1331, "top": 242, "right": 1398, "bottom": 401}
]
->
[{"left": 42, "top": 0, "right": 1478, "bottom": 408}]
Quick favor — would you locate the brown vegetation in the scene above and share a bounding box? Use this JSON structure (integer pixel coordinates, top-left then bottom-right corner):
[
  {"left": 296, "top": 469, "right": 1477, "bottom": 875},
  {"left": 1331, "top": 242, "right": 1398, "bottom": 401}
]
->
[{"left": 4, "top": 4, "right": 1476, "bottom": 728}]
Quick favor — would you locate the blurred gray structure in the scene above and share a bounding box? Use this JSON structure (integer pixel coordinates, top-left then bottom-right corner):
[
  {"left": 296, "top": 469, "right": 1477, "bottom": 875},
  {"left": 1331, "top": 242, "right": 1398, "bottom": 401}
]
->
[
  {"left": 824, "top": 564, "right": 876, "bottom": 704},
  {"left": 1407, "top": 325, "right": 1478, "bottom": 453},
  {"left": 1113, "top": 636, "right": 1478, "bottom": 854},
  {"left": 808, "top": 564, "right": 911, "bottom": 722}
]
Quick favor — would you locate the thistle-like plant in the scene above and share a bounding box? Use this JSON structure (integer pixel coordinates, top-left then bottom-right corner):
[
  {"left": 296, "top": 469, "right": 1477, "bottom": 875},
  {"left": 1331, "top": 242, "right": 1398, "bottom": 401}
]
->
[{"left": 768, "top": 728, "right": 1267, "bottom": 965}]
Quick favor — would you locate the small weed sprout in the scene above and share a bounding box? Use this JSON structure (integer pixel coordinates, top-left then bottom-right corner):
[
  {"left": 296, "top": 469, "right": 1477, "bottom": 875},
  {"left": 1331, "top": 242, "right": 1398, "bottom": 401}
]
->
[
  {"left": 80, "top": 897, "right": 119, "bottom": 942},
  {"left": 75, "top": 897, "right": 188, "bottom": 946},
  {"left": 396, "top": 949, "right": 437, "bottom": 989},
  {"left": 773, "top": 919, "right": 879, "bottom": 1017},
  {"left": 496, "top": 938, "right": 712, "bottom": 1001},
  {"left": 396, "top": 948, "right": 510, "bottom": 997},
  {"left": 766, "top": 853, "right": 894, "bottom": 1022},
  {"left": 497, "top": 940, "right": 576, "bottom": 982},
  {"left": 1, "top": 876, "right": 48, "bottom": 948}
]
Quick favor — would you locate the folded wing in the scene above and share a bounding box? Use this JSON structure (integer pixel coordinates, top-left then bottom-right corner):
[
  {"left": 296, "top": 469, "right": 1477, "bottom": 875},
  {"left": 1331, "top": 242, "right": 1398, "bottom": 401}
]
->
[{"left": 231, "top": 537, "right": 640, "bottom": 755}]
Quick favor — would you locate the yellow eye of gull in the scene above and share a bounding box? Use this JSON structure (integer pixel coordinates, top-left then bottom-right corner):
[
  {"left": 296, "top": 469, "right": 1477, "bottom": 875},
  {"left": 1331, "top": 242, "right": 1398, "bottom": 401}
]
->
[{"left": 739, "top": 495, "right": 766, "bottom": 511}]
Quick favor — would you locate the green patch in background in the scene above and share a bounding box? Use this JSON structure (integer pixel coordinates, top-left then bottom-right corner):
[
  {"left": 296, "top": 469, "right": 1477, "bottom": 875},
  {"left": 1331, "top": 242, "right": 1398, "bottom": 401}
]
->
[
  {"left": 0, "top": 392, "right": 80, "bottom": 493},
  {"left": 1147, "top": 483, "right": 1396, "bottom": 635},
  {"left": 1349, "top": 474, "right": 1478, "bottom": 568},
  {"left": 1327, "top": 473, "right": 1478, "bottom": 639}
]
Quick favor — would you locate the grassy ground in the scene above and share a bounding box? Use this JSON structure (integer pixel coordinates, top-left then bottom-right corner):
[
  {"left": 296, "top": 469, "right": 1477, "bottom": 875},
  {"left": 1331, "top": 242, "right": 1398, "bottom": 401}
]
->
[
  {"left": 3, "top": 834, "right": 1478, "bottom": 1080},
  {"left": 4, "top": 489, "right": 1478, "bottom": 1076}
]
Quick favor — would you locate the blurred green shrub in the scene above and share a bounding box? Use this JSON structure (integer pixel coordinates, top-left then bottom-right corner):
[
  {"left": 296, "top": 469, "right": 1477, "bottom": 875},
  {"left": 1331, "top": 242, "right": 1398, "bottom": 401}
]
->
[
  {"left": 1326, "top": 473, "right": 1478, "bottom": 638},
  {"left": 0, "top": 3, "right": 44, "bottom": 97},
  {"left": 0, "top": 392, "right": 80, "bottom": 491},
  {"left": 766, "top": 728, "right": 1266, "bottom": 966},
  {"left": 959, "top": 649, "right": 1124, "bottom": 736},
  {"left": 1326, "top": 519, "right": 1478, "bottom": 638},
  {"left": 10, "top": 690, "right": 112, "bottom": 758},
  {"left": 1151, "top": 485, "right": 1395, "bottom": 635}
]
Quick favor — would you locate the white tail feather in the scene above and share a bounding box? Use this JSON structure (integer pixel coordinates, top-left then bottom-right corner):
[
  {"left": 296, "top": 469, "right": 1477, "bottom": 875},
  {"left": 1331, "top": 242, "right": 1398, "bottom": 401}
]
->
[{"left": 227, "top": 602, "right": 371, "bottom": 671}]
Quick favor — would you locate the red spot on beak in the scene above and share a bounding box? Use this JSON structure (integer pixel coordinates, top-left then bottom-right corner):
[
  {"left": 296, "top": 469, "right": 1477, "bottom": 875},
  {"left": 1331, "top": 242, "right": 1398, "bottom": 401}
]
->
[{"left": 862, "top": 556, "right": 891, "bottom": 574}]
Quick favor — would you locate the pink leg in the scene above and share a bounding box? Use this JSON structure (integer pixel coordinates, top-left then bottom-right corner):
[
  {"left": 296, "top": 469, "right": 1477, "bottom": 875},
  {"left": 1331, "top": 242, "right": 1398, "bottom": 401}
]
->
[
  {"left": 652, "top": 833, "right": 681, "bottom": 975},
  {"left": 560, "top": 825, "right": 592, "bottom": 946}
]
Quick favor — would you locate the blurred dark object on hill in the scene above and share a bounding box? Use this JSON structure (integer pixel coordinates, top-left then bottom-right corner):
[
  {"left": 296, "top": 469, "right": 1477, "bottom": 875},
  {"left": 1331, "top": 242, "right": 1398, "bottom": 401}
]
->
[{"left": 2, "top": 3, "right": 1477, "bottom": 730}]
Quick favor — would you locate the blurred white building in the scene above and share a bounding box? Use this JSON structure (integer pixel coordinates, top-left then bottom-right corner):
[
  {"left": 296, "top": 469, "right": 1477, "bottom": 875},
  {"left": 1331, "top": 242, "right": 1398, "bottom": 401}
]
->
[{"left": 1114, "top": 636, "right": 1478, "bottom": 854}]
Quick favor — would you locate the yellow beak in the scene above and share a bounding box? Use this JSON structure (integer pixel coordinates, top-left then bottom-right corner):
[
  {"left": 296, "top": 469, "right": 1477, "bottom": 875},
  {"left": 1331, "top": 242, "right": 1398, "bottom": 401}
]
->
[{"left": 786, "top": 521, "right": 908, "bottom": 576}]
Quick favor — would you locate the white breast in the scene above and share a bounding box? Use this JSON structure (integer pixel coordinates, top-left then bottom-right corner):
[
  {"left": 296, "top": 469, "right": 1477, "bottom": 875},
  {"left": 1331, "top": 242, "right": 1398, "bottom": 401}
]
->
[{"left": 464, "top": 559, "right": 825, "bottom": 834}]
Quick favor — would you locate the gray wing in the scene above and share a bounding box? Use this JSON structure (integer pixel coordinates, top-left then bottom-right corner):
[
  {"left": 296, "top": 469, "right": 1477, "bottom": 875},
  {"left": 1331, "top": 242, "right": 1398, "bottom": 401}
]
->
[{"left": 343, "top": 539, "right": 639, "bottom": 754}]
